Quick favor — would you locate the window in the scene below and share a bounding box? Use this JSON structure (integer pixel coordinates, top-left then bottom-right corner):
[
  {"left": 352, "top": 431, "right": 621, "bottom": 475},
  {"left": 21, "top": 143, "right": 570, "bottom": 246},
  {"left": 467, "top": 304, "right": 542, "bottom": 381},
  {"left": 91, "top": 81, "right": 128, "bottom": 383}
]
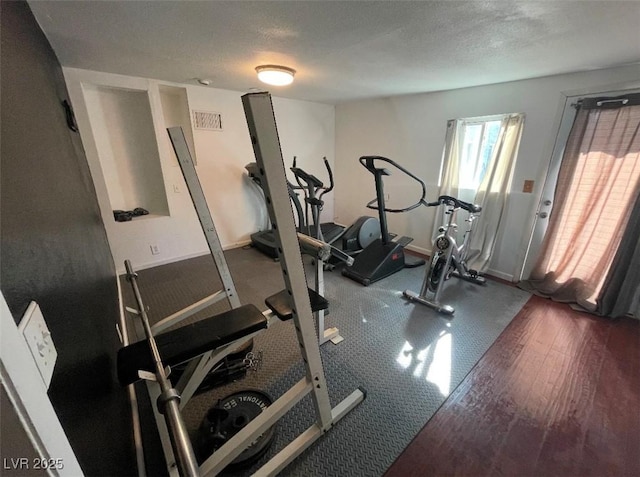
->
[
  {"left": 459, "top": 119, "right": 502, "bottom": 190},
  {"left": 435, "top": 112, "right": 525, "bottom": 271},
  {"left": 456, "top": 116, "right": 504, "bottom": 191}
]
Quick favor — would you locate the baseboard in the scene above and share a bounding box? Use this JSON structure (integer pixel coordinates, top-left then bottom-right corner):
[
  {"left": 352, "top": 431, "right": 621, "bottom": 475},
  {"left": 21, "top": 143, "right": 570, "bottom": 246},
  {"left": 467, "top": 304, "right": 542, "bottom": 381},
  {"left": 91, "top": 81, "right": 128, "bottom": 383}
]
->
[
  {"left": 227, "top": 238, "right": 254, "bottom": 249},
  {"left": 405, "top": 243, "right": 431, "bottom": 258},
  {"left": 115, "top": 240, "right": 253, "bottom": 274},
  {"left": 485, "top": 268, "right": 515, "bottom": 282}
]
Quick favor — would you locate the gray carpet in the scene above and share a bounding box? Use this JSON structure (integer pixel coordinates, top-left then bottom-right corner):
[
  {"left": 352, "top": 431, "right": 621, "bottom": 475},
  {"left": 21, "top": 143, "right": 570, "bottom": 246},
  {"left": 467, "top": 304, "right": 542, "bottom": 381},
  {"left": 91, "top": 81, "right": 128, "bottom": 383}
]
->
[{"left": 120, "top": 246, "right": 531, "bottom": 476}]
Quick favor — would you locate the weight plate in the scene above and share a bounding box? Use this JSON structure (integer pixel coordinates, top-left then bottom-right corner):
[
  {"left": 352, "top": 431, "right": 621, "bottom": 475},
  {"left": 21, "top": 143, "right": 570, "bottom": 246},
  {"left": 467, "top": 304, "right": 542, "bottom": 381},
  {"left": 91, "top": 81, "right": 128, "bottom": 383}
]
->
[{"left": 196, "top": 389, "right": 276, "bottom": 469}]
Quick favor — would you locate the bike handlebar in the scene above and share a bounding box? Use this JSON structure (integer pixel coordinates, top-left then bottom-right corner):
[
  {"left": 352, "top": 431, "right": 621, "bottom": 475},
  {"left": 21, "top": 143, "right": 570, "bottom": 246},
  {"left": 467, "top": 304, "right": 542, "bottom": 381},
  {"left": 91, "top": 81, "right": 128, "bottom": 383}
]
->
[
  {"left": 427, "top": 195, "right": 482, "bottom": 214},
  {"left": 359, "top": 156, "right": 428, "bottom": 213}
]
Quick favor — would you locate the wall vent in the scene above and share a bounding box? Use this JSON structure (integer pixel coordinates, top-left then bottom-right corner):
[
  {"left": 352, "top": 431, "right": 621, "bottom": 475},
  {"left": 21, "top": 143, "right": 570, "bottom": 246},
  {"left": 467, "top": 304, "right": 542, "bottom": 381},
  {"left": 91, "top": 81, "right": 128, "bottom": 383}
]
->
[{"left": 192, "top": 110, "right": 223, "bottom": 131}]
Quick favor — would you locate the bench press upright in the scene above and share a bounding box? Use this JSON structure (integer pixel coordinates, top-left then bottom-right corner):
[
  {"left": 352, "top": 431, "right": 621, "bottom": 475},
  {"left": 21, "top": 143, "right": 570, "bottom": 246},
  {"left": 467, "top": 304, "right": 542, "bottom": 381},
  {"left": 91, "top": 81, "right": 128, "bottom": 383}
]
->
[
  {"left": 234, "top": 92, "right": 365, "bottom": 475},
  {"left": 122, "top": 93, "right": 364, "bottom": 477}
]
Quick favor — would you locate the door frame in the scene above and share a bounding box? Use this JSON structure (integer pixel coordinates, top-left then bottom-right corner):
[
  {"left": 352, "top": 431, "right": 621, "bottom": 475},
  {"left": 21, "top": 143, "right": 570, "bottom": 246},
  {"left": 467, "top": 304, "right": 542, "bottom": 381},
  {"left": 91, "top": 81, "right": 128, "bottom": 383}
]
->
[
  {"left": 0, "top": 293, "right": 83, "bottom": 476},
  {"left": 516, "top": 79, "right": 640, "bottom": 281}
]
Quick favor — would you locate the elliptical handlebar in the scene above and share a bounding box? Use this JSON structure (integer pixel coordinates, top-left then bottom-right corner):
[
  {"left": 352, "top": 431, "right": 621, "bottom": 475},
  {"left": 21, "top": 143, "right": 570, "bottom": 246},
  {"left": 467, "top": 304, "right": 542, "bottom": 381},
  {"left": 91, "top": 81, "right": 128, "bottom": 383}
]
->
[
  {"left": 359, "top": 156, "right": 427, "bottom": 213},
  {"left": 319, "top": 157, "right": 334, "bottom": 201},
  {"left": 291, "top": 166, "right": 324, "bottom": 190},
  {"left": 427, "top": 195, "right": 482, "bottom": 214},
  {"left": 290, "top": 156, "right": 335, "bottom": 195}
]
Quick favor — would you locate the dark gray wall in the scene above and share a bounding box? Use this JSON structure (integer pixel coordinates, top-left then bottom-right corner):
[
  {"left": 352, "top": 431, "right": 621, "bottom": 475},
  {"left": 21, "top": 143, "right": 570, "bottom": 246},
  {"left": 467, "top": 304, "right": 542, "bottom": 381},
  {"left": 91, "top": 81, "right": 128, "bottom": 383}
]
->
[{"left": 1, "top": 2, "right": 135, "bottom": 475}]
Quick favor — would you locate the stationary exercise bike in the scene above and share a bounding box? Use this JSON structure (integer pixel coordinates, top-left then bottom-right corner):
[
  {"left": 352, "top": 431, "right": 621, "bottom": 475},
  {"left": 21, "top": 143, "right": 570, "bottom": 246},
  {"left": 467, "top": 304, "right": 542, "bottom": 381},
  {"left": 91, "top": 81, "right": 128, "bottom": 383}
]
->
[{"left": 403, "top": 195, "right": 486, "bottom": 315}]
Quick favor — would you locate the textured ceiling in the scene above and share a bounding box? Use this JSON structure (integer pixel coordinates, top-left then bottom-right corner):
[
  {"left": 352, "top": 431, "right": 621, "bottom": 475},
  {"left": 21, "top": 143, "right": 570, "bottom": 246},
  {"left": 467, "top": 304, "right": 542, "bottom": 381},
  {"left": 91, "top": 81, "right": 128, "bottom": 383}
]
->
[{"left": 28, "top": 1, "right": 640, "bottom": 104}]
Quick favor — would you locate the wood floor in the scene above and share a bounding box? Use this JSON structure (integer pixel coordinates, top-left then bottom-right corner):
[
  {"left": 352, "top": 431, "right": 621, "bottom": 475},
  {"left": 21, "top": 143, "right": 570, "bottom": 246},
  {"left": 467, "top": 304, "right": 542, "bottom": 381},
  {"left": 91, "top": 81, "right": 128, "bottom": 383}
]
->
[{"left": 385, "top": 294, "right": 640, "bottom": 477}]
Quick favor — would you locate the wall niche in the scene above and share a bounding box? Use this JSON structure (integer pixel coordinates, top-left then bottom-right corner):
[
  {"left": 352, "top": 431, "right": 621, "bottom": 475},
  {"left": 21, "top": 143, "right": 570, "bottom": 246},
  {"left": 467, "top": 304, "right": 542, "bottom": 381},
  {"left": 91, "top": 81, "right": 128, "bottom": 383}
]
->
[{"left": 84, "top": 84, "right": 169, "bottom": 219}]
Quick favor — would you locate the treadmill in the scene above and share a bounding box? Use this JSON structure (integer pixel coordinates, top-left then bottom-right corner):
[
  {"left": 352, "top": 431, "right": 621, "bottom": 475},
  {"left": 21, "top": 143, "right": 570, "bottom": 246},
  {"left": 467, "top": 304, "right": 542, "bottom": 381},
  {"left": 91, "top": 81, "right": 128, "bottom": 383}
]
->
[{"left": 245, "top": 162, "right": 304, "bottom": 259}]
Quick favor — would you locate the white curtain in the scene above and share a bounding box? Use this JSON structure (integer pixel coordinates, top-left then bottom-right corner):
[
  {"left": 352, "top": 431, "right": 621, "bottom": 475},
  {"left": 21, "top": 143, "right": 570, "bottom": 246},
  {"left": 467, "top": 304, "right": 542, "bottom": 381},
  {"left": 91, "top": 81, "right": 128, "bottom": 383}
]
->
[
  {"left": 432, "top": 114, "right": 525, "bottom": 272},
  {"left": 430, "top": 120, "right": 463, "bottom": 244},
  {"left": 468, "top": 113, "right": 525, "bottom": 271}
]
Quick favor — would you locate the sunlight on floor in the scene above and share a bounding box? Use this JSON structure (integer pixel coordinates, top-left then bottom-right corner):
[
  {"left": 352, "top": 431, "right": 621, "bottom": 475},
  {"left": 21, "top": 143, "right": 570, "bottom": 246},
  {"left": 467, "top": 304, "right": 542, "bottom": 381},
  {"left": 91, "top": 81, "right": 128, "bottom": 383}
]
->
[{"left": 396, "top": 331, "right": 452, "bottom": 396}]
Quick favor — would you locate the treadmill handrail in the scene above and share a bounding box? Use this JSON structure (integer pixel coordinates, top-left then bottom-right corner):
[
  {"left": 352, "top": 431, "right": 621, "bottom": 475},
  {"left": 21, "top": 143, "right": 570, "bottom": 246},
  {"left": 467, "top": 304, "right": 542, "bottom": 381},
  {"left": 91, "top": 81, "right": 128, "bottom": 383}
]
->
[{"left": 359, "top": 156, "right": 428, "bottom": 213}]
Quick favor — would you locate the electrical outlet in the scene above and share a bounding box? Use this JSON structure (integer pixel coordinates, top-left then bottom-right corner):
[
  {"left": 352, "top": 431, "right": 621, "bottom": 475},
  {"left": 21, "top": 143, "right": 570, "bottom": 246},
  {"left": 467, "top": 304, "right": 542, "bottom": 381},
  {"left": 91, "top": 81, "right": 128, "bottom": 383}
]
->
[
  {"left": 19, "top": 302, "right": 57, "bottom": 389},
  {"left": 150, "top": 244, "right": 160, "bottom": 255}
]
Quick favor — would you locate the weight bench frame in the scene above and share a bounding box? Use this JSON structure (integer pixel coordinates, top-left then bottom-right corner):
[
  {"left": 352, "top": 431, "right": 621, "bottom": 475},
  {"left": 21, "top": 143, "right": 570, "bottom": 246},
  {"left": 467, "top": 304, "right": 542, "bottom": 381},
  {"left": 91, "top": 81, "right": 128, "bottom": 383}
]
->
[
  {"left": 120, "top": 93, "right": 364, "bottom": 477},
  {"left": 196, "top": 92, "right": 364, "bottom": 476}
]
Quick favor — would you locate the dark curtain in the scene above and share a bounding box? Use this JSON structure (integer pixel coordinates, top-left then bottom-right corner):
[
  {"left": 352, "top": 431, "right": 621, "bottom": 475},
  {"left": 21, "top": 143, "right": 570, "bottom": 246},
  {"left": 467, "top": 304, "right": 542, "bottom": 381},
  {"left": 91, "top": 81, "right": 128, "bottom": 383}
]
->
[{"left": 597, "top": 190, "right": 640, "bottom": 317}]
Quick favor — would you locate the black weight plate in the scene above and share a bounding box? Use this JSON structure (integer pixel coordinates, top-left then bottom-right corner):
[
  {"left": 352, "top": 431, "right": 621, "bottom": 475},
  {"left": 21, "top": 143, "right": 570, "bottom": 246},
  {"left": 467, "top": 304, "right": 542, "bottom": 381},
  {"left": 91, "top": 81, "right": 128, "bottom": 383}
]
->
[{"left": 196, "top": 389, "right": 276, "bottom": 469}]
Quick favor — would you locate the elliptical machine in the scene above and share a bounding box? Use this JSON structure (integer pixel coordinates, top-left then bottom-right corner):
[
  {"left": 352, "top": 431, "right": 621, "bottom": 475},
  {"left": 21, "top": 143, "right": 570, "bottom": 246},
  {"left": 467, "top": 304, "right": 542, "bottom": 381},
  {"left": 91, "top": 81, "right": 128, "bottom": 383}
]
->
[
  {"left": 342, "top": 156, "right": 426, "bottom": 286},
  {"left": 403, "top": 195, "right": 486, "bottom": 315},
  {"left": 290, "top": 157, "right": 380, "bottom": 264}
]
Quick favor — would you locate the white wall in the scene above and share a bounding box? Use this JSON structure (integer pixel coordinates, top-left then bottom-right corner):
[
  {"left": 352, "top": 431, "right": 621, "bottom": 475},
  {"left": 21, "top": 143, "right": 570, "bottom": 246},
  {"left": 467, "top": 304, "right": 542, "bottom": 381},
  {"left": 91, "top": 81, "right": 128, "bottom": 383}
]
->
[
  {"left": 335, "top": 64, "right": 640, "bottom": 280},
  {"left": 64, "top": 68, "right": 335, "bottom": 273}
]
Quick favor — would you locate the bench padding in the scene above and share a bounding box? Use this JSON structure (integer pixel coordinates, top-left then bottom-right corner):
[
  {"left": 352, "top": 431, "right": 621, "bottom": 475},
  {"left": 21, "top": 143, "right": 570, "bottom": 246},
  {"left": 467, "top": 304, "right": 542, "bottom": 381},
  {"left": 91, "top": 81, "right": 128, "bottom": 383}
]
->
[
  {"left": 265, "top": 288, "right": 328, "bottom": 321},
  {"left": 117, "top": 304, "right": 266, "bottom": 386}
]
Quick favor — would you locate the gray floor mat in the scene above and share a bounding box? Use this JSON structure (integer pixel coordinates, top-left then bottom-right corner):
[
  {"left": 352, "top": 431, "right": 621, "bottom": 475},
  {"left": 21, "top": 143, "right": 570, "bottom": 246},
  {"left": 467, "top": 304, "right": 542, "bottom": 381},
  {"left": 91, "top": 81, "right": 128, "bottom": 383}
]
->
[{"left": 120, "top": 246, "right": 530, "bottom": 476}]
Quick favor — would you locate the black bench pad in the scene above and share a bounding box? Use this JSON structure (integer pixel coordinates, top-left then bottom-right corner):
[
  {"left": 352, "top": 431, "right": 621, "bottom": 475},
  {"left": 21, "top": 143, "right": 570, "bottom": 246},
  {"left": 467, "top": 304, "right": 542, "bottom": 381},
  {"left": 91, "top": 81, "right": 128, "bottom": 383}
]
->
[
  {"left": 265, "top": 288, "right": 328, "bottom": 321},
  {"left": 117, "top": 304, "right": 266, "bottom": 386}
]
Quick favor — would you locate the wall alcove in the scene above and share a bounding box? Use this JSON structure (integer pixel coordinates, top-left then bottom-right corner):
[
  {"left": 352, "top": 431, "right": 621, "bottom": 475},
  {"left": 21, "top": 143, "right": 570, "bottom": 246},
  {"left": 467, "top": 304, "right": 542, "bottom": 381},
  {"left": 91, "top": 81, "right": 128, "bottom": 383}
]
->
[{"left": 84, "top": 84, "right": 170, "bottom": 219}]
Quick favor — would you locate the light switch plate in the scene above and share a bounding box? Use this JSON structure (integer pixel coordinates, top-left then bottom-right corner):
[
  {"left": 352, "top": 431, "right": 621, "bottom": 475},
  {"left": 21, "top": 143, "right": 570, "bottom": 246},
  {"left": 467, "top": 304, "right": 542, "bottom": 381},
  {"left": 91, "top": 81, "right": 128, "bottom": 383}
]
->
[
  {"left": 19, "top": 301, "right": 57, "bottom": 388},
  {"left": 523, "top": 179, "right": 535, "bottom": 193}
]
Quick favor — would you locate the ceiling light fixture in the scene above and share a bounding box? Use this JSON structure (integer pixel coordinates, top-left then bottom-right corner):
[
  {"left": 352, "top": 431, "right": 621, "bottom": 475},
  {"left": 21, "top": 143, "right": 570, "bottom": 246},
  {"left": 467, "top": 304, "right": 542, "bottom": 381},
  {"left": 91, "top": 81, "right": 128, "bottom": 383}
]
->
[{"left": 255, "top": 65, "right": 296, "bottom": 86}]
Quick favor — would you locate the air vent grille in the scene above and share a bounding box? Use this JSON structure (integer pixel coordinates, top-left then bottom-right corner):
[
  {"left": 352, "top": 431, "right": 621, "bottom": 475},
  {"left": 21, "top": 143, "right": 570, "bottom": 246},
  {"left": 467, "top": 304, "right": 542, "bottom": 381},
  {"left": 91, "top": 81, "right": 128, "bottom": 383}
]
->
[{"left": 192, "top": 110, "right": 223, "bottom": 131}]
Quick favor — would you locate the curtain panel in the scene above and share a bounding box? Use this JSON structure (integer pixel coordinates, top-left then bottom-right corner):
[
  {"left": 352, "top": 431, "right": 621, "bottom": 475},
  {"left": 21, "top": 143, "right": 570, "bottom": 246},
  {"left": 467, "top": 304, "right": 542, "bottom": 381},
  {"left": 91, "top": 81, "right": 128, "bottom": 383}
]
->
[
  {"left": 432, "top": 114, "right": 524, "bottom": 272},
  {"left": 521, "top": 102, "right": 640, "bottom": 316},
  {"left": 430, "top": 120, "right": 462, "bottom": 244},
  {"left": 468, "top": 113, "right": 524, "bottom": 271},
  {"left": 597, "top": 190, "right": 640, "bottom": 317}
]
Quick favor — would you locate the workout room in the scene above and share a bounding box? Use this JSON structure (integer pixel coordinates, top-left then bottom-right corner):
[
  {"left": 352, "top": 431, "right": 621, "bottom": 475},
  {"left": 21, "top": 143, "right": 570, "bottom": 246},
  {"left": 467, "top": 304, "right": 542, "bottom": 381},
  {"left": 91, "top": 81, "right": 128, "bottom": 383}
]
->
[{"left": 2, "top": 2, "right": 639, "bottom": 476}]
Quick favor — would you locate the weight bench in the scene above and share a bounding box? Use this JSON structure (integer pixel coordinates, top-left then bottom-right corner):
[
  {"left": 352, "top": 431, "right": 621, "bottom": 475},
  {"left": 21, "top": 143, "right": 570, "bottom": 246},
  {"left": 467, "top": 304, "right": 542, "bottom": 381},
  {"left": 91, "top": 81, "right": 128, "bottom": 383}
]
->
[
  {"left": 117, "top": 304, "right": 267, "bottom": 387},
  {"left": 117, "top": 259, "right": 276, "bottom": 476},
  {"left": 262, "top": 231, "right": 351, "bottom": 344},
  {"left": 265, "top": 288, "right": 328, "bottom": 322}
]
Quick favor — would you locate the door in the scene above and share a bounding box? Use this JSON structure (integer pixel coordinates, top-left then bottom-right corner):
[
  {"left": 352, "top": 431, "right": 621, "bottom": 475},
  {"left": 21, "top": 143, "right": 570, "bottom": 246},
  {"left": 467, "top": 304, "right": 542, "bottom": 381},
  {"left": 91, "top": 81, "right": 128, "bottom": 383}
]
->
[{"left": 519, "top": 88, "right": 640, "bottom": 280}]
